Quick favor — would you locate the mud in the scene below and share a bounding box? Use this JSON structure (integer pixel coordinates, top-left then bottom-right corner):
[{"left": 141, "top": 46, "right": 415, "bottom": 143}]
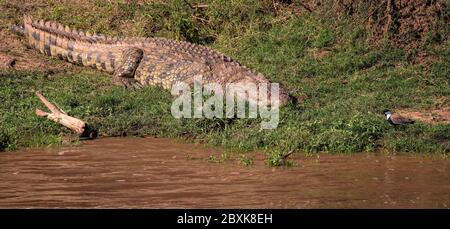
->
[{"left": 398, "top": 107, "right": 450, "bottom": 125}]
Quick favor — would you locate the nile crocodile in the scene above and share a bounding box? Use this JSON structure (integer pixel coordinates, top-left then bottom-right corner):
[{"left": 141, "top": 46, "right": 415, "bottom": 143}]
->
[{"left": 10, "top": 15, "right": 292, "bottom": 106}]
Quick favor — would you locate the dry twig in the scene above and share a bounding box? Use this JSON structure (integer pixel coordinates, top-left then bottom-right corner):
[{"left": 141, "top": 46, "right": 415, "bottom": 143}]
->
[{"left": 35, "top": 92, "right": 96, "bottom": 139}]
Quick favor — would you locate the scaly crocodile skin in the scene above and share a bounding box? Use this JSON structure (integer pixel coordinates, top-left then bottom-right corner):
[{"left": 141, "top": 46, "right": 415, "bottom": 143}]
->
[{"left": 17, "top": 15, "right": 292, "bottom": 106}]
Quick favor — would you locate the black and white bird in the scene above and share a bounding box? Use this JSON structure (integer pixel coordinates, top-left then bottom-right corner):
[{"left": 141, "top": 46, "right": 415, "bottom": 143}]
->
[{"left": 384, "top": 109, "right": 415, "bottom": 126}]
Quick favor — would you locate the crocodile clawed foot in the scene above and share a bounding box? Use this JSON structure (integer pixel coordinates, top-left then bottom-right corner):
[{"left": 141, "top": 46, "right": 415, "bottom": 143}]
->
[
  {"left": 114, "top": 77, "right": 143, "bottom": 90},
  {"left": 129, "top": 81, "right": 143, "bottom": 90}
]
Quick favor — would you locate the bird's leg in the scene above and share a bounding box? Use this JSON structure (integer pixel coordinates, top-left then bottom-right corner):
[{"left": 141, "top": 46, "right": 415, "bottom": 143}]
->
[{"left": 113, "top": 47, "right": 144, "bottom": 89}]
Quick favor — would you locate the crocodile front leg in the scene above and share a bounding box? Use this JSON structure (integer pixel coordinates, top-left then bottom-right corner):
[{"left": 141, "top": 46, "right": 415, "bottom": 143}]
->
[{"left": 113, "top": 47, "right": 144, "bottom": 89}]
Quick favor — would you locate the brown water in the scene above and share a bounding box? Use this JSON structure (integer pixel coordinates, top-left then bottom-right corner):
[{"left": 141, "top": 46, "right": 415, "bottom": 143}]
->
[{"left": 0, "top": 137, "right": 449, "bottom": 208}]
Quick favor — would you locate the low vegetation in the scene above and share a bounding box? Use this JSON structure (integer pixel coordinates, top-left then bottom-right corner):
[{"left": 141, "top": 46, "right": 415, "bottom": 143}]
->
[{"left": 0, "top": 1, "right": 448, "bottom": 158}]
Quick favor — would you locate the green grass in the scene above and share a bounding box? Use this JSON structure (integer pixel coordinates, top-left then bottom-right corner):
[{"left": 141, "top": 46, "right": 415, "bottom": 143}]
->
[
  {"left": 0, "top": 1, "right": 449, "bottom": 156},
  {"left": 239, "top": 154, "right": 254, "bottom": 167}
]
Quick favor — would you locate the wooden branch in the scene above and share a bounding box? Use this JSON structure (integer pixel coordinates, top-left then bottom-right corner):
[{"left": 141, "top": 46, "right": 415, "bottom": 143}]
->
[
  {"left": 279, "top": 149, "right": 295, "bottom": 166},
  {"left": 35, "top": 92, "right": 66, "bottom": 116},
  {"left": 35, "top": 92, "right": 96, "bottom": 139},
  {"left": 192, "top": 15, "right": 211, "bottom": 24},
  {"left": 193, "top": 4, "right": 208, "bottom": 8}
]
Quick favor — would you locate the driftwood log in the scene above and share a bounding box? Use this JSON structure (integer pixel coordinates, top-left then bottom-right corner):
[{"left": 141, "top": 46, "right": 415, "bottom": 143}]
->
[{"left": 35, "top": 92, "right": 97, "bottom": 139}]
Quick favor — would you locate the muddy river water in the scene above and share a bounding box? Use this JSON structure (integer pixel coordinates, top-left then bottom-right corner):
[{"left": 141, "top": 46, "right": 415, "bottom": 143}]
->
[{"left": 0, "top": 137, "right": 448, "bottom": 208}]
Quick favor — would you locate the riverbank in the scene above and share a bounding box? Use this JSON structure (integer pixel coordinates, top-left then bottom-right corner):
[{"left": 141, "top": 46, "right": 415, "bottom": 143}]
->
[{"left": 0, "top": 1, "right": 449, "bottom": 158}]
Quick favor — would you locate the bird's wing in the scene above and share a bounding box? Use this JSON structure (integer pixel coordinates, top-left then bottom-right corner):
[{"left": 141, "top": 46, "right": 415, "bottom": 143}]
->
[{"left": 391, "top": 114, "right": 415, "bottom": 124}]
